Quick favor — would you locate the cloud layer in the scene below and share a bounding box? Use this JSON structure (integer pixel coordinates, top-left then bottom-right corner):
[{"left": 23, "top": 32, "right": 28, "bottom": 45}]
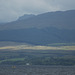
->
[{"left": 0, "top": 0, "right": 75, "bottom": 22}]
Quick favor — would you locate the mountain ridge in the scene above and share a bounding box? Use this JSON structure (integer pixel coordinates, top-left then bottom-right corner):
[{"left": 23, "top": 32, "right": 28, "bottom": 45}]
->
[
  {"left": 0, "top": 10, "right": 75, "bottom": 30},
  {"left": 18, "top": 14, "right": 35, "bottom": 21},
  {"left": 0, "top": 10, "right": 75, "bottom": 45}
]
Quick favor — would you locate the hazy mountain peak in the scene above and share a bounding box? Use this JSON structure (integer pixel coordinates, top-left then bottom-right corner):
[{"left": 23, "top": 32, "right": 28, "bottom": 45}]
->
[
  {"left": 0, "top": 10, "right": 75, "bottom": 45},
  {"left": 0, "top": 10, "right": 75, "bottom": 30},
  {"left": 18, "top": 14, "right": 35, "bottom": 21}
]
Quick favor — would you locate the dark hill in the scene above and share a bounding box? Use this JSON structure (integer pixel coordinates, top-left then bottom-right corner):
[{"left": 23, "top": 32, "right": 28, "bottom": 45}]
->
[
  {"left": 0, "top": 10, "right": 75, "bottom": 30},
  {"left": 0, "top": 10, "right": 75, "bottom": 45},
  {"left": 0, "top": 27, "right": 75, "bottom": 45}
]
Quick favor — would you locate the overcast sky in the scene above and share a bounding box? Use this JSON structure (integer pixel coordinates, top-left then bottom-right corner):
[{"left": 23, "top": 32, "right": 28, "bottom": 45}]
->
[{"left": 0, "top": 0, "right": 75, "bottom": 22}]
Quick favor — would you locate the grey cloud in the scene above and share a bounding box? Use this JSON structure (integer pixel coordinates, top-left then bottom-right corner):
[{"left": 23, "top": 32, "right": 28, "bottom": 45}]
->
[{"left": 0, "top": 0, "right": 75, "bottom": 22}]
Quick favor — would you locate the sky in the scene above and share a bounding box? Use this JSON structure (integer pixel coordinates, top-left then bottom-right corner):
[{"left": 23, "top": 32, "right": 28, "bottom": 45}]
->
[{"left": 0, "top": 0, "right": 75, "bottom": 22}]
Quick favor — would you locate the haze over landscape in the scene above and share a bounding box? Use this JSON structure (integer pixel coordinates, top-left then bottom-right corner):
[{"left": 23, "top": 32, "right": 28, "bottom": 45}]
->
[
  {"left": 0, "top": 10, "right": 75, "bottom": 45},
  {"left": 0, "top": 0, "right": 75, "bottom": 22},
  {"left": 0, "top": 0, "right": 75, "bottom": 75}
]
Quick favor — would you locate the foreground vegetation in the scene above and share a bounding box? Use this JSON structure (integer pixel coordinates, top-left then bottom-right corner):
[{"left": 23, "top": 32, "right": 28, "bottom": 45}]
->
[
  {"left": 0, "top": 42, "right": 75, "bottom": 65},
  {"left": 0, "top": 49, "right": 75, "bottom": 65}
]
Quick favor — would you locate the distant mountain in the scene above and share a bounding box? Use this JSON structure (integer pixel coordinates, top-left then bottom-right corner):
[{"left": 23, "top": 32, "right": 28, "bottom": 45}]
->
[
  {"left": 0, "top": 10, "right": 75, "bottom": 45},
  {"left": 0, "top": 10, "right": 75, "bottom": 30},
  {"left": 18, "top": 14, "right": 35, "bottom": 21}
]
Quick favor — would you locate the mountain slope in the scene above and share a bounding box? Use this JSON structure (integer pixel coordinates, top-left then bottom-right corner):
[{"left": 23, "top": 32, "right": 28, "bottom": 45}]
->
[
  {"left": 0, "top": 27, "right": 75, "bottom": 45},
  {"left": 0, "top": 10, "right": 75, "bottom": 45},
  {"left": 18, "top": 14, "right": 35, "bottom": 21},
  {"left": 0, "top": 10, "right": 75, "bottom": 30}
]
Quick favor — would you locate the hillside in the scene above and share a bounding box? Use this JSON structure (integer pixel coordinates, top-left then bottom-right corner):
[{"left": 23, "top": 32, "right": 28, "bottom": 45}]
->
[
  {"left": 18, "top": 14, "right": 35, "bottom": 21},
  {"left": 0, "top": 28, "right": 75, "bottom": 45},
  {"left": 0, "top": 10, "right": 75, "bottom": 30},
  {"left": 0, "top": 10, "right": 75, "bottom": 45}
]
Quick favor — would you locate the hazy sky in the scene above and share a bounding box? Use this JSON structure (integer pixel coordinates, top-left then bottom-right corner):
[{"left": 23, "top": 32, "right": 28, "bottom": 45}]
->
[{"left": 0, "top": 0, "right": 75, "bottom": 22}]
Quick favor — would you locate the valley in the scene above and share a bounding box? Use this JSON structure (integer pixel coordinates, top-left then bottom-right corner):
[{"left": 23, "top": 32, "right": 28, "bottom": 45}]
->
[
  {"left": 0, "top": 41, "right": 75, "bottom": 66},
  {"left": 0, "top": 0, "right": 75, "bottom": 74}
]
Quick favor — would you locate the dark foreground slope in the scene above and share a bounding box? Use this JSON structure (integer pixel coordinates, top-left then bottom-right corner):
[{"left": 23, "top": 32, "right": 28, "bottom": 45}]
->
[{"left": 0, "top": 65, "right": 75, "bottom": 75}]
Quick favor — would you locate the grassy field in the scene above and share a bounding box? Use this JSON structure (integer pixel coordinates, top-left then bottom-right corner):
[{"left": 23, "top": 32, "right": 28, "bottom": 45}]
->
[
  {"left": 0, "top": 58, "right": 25, "bottom": 64},
  {"left": 0, "top": 41, "right": 75, "bottom": 65},
  {"left": 0, "top": 41, "right": 75, "bottom": 50},
  {"left": 0, "top": 49, "right": 75, "bottom": 65},
  {"left": 0, "top": 44, "right": 75, "bottom": 50}
]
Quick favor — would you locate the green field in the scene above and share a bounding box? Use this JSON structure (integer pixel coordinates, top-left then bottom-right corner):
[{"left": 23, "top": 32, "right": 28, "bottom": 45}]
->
[
  {"left": 0, "top": 49, "right": 75, "bottom": 65},
  {"left": 0, "top": 42, "right": 75, "bottom": 65},
  {"left": 0, "top": 42, "right": 75, "bottom": 50},
  {"left": 0, "top": 58, "right": 25, "bottom": 64}
]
